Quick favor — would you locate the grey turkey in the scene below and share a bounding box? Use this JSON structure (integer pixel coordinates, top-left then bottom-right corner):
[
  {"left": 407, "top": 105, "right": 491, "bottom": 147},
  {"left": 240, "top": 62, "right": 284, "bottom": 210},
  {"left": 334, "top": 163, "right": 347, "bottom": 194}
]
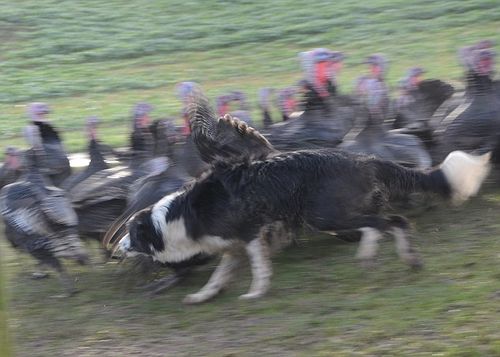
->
[
  {"left": 0, "top": 147, "right": 23, "bottom": 189},
  {"left": 66, "top": 108, "right": 155, "bottom": 241},
  {"left": 216, "top": 91, "right": 253, "bottom": 125},
  {"left": 266, "top": 49, "right": 356, "bottom": 150},
  {"left": 340, "top": 55, "right": 431, "bottom": 169},
  {"left": 189, "top": 90, "right": 275, "bottom": 163},
  {"left": 393, "top": 78, "right": 455, "bottom": 145},
  {"left": 61, "top": 117, "right": 109, "bottom": 191},
  {"left": 258, "top": 88, "right": 275, "bottom": 128},
  {"left": 340, "top": 102, "right": 432, "bottom": 169},
  {"left": 66, "top": 160, "right": 157, "bottom": 242},
  {"left": 431, "top": 48, "right": 500, "bottom": 163},
  {"left": 266, "top": 81, "right": 356, "bottom": 151},
  {"left": 66, "top": 109, "right": 177, "bottom": 242},
  {"left": 0, "top": 127, "right": 88, "bottom": 296},
  {"left": 340, "top": 114, "right": 432, "bottom": 170},
  {"left": 149, "top": 117, "right": 208, "bottom": 178},
  {"left": 27, "top": 103, "right": 72, "bottom": 186}
]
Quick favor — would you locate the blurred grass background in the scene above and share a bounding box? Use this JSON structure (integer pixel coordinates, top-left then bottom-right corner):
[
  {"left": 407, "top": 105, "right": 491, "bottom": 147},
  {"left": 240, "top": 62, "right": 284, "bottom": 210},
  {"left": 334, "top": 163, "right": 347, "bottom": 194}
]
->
[{"left": 0, "top": 0, "right": 498, "bottom": 153}]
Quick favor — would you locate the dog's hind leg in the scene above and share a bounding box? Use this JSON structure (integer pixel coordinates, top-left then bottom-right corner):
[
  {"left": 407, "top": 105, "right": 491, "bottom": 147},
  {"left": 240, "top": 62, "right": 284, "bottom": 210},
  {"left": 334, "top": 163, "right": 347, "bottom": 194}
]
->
[
  {"left": 183, "top": 252, "right": 241, "bottom": 304},
  {"left": 317, "top": 214, "right": 423, "bottom": 269},
  {"left": 313, "top": 215, "right": 388, "bottom": 267},
  {"left": 240, "top": 237, "right": 272, "bottom": 300},
  {"left": 387, "top": 216, "right": 423, "bottom": 269},
  {"left": 356, "top": 227, "right": 383, "bottom": 268}
]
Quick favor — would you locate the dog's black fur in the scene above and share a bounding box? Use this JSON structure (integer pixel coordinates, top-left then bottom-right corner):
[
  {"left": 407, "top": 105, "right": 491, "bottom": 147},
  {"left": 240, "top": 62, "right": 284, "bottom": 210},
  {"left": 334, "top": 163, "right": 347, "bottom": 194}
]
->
[{"left": 127, "top": 149, "right": 451, "bottom": 250}]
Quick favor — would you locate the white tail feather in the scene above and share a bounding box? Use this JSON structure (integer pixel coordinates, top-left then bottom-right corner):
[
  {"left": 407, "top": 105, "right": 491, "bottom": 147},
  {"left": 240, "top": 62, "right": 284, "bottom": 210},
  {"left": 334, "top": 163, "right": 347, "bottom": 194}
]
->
[{"left": 440, "top": 151, "right": 491, "bottom": 204}]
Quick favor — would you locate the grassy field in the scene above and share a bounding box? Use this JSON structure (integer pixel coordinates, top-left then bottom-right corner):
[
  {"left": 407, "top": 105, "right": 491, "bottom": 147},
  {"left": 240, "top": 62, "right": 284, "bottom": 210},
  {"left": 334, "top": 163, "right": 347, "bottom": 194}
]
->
[
  {"left": 0, "top": 0, "right": 499, "bottom": 153},
  {"left": 2, "top": 181, "right": 500, "bottom": 356}
]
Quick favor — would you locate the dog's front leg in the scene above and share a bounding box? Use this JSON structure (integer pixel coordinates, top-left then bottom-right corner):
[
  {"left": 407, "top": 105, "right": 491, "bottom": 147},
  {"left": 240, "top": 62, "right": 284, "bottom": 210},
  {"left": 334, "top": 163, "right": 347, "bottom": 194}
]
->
[
  {"left": 240, "top": 237, "right": 272, "bottom": 300},
  {"left": 183, "top": 251, "right": 241, "bottom": 304}
]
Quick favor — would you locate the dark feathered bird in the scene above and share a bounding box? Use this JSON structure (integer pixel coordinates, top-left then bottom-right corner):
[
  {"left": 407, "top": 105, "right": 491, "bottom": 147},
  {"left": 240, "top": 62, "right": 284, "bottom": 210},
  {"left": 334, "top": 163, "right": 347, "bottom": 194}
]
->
[
  {"left": 66, "top": 112, "right": 166, "bottom": 241},
  {"left": 434, "top": 71, "right": 500, "bottom": 163},
  {"left": 187, "top": 89, "right": 275, "bottom": 164},
  {"left": 0, "top": 147, "right": 23, "bottom": 189},
  {"left": 340, "top": 122, "right": 432, "bottom": 169},
  {"left": 340, "top": 82, "right": 432, "bottom": 169},
  {"left": 0, "top": 127, "right": 88, "bottom": 296},
  {"left": 67, "top": 164, "right": 138, "bottom": 241},
  {"left": 67, "top": 153, "right": 173, "bottom": 241},
  {"left": 267, "top": 85, "right": 356, "bottom": 151},
  {"left": 171, "top": 135, "right": 209, "bottom": 178},
  {"left": 393, "top": 79, "right": 455, "bottom": 141},
  {"left": 258, "top": 88, "right": 274, "bottom": 128},
  {"left": 128, "top": 161, "right": 188, "bottom": 213},
  {"left": 61, "top": 117, "right": 109, "bottom": 191},
  {"left": 29, "top": 121, "right": 72, "bottom": 187}
]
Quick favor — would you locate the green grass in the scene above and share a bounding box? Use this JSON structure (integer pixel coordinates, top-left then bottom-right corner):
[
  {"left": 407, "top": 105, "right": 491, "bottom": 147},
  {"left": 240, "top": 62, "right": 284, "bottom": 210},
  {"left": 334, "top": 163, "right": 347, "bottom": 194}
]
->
[
  {"left": 0, "top": 0, "right": 499, "bottom": 154},
  {"left": 2, "top": 182, "right": 500, "bottom": 356}
]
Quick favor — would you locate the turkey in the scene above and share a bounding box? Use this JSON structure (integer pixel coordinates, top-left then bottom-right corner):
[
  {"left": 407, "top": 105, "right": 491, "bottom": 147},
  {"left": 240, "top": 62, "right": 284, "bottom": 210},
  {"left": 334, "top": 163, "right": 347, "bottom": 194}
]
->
[
  {"left": 66, "top": 161, "right": 158, "bottom": 242},
  {"left": 393, "top": 68, "right": 455, "bottom": 146},
  {"left": 66, "top": 105, "right": 160, "bottom": 242},
  {"left": 0, "top": 126, "right": 88, "bottom": 296},
  {"left": 340, "top": 54, "right": 432, "bottom": 169},
  {"left": 432, "top": 46, "right": 500, "bottom": 163},
  {"left": 258, "top": 88, "right": 275, "bottom": 128},
  {"left": 61, "top": 117, "right": 109, "bottom": 191},
  {"left": 27, "top": 102, "right": 71, "bottom": 186},
  {"left": 267, "top": 49, "right": 356, "bottom": 150},
  {"left": 0, "top": 147, "right": 23, "bottom": 189},
  {"left": 216, "top": 91, "right": 253, "bottom": 125}
]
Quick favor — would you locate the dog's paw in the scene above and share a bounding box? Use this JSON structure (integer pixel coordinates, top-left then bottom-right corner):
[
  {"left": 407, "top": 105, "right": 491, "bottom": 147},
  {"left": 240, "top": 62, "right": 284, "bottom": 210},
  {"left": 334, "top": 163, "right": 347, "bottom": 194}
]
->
[
  {"left": 358, "top": 258, "right": 377, "bottom": 270},
  {"left": 183, "top": 293, "right": 209, "bottom": 305},
  {"left": 31, "top": 272, "right": 49, "bottom": 280},
  {"left": 404, "top": 254, "right": 424, "bottom": 271},
  {"left": 239, "top": 291, "right": 266, "bottom": 300},
  {"left": 50, "top": 290, "right": 79, "bottom": 299}
]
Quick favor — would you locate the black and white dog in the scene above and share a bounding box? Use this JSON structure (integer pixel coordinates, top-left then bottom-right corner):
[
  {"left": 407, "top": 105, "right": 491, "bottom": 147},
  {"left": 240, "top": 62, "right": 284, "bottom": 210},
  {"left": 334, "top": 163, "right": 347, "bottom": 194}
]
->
[{"left": 116, "top": 146, "right": 491, "bottom": 304}]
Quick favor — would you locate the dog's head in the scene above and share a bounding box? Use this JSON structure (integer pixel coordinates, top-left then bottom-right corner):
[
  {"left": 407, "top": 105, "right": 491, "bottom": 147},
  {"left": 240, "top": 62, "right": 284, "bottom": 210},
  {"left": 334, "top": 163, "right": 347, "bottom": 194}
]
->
[{"left": 117, "top": 208, "right": 164, "bottom": 258}]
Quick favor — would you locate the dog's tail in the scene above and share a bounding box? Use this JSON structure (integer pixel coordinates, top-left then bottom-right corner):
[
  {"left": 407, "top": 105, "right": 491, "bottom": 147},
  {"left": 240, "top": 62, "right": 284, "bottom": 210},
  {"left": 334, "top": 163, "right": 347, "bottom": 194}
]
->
[{"left": 375, "top": 150, "right": 491, "bottom": 204}]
